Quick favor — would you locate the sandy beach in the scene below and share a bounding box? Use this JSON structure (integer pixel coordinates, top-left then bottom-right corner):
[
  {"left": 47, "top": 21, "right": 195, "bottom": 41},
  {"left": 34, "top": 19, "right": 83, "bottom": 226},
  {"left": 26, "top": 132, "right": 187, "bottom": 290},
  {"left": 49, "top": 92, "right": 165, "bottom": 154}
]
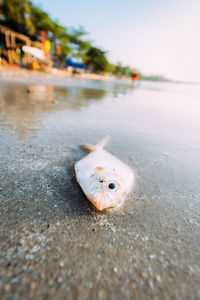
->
[
  {"left": 0, "top": 70, "right": 200, "bottom": 299},
  {"left": 0, "top": 67, "right": 119, "bottom": 85}
]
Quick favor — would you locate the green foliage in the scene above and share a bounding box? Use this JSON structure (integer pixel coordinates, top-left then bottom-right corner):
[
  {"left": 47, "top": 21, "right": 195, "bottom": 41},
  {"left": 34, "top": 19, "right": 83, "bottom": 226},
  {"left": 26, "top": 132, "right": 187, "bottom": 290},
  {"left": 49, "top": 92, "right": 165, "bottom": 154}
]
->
[
  {"left": 106, "top": 63, "right": 116, "bottom": 74},
  {"left": 68, "top": 26, "right": 92, "bottom": 62},
  {"left": 31, "top": 6, "right": 55, "bottom": 36},
  {"left": 84, "top": 47, "right": 109, "bottom": 73},
  {"left": 1, "top": 0, "right": 35, "bottom": 35},
  {"left": 139, "top": 74, "right": 168, "bottom": 81},
  {"left": 111, "top": 62, "right": 135, "bottom": 78}
]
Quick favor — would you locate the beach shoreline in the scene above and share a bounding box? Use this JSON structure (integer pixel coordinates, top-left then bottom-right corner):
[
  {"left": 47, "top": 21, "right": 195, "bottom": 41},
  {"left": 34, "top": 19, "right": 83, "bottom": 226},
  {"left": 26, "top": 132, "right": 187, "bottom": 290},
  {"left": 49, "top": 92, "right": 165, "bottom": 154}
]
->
[{"left": 0, "top": 66, "right": 130, "bottom": 86}]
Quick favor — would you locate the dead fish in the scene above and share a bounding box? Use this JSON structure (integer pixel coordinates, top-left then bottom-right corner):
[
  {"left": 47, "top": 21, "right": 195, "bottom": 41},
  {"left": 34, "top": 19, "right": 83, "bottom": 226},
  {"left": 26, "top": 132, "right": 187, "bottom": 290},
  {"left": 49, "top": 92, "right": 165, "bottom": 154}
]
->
[{"left": 74, "top": 136, "right": 134, "bottom": 211}]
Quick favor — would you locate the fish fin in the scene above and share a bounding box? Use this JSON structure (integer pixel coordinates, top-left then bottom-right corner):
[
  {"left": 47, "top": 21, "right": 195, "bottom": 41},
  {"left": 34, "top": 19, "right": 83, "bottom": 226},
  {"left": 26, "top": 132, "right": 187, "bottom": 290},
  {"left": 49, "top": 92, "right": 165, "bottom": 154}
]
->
[
  {"left": 81, "top": 144, "right": 96, "bottom": 152},
  {"left": 81, "top": 136, "right": 109, "bottom": 152}
]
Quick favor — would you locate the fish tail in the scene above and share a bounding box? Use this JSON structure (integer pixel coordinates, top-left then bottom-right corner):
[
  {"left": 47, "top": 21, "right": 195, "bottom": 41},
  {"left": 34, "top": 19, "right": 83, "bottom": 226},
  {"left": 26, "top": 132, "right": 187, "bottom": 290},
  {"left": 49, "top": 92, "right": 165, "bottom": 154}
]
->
[
  {"left": 96, "top": 135, "right": 109, "bottom": 149},
  {"left": 81, "top": 136, "right": 109, "bottom": 152}
]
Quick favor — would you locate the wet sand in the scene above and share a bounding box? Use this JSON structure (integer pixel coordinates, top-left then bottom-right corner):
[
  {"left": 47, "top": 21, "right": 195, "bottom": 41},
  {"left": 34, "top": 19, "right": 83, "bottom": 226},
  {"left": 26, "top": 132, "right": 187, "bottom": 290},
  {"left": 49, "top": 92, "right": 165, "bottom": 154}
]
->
[{"left": 0, "top": 74, "right": 200, "bottom": 299}]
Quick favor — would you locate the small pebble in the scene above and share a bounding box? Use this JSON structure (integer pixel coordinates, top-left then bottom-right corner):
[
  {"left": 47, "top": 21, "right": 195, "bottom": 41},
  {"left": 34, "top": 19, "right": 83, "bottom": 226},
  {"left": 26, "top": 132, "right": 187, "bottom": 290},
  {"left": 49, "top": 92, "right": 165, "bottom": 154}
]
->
[
  {"left": 10, "top": 278, "right": 19, "bottom": 284},
  {"left": 110, "top": 226, "right": 116, "bottom": 233},
  {"left": 59, "top": 262, "right": 64, "bottom": 268},
  {"left": 31, "top": 281, "right": 37, "bottom": 289},
  {"left": 141, "top": 271, "right": 147, "bottom": 278},
  {"left": 156, "top": 275, "right": 162, "bottom": 283},
  {"left": 31, "top": 245, "right": 40, "bottom": 253},
  {"left": 149, "top": 279, "right": 154, "bottom": 289},
  {"left": 5, "top": 284, "right": 11, "bottom": 291},
  {"left": 57, "top": 277, "right": 63, "bottom": 283},
  {"left": 48, "top": 280, "right": 53, "bottom": 286},
  {"left": 25, "top": 254, "right": 34, "bottom": 260},
  {"left": 18, "top": 239, "right": 24, "bottom": 246},
  {"left": 149, "top": 254, "right": 156, "bottom": 260}
]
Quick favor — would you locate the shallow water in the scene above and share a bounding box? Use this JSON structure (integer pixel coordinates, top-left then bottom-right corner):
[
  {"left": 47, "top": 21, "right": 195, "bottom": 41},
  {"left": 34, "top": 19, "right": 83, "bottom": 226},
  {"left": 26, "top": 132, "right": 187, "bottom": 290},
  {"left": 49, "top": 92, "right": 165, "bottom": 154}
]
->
[{"left": 0, "top": 78, "right": 200, "bottom": 299}]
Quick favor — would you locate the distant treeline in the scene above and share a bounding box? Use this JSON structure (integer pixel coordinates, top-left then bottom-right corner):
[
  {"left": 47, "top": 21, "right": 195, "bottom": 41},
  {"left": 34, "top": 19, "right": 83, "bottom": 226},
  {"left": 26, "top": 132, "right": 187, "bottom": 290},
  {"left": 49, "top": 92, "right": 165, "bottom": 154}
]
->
[{"left": 0, "top": 0, "right": 168, "bottom": 80}]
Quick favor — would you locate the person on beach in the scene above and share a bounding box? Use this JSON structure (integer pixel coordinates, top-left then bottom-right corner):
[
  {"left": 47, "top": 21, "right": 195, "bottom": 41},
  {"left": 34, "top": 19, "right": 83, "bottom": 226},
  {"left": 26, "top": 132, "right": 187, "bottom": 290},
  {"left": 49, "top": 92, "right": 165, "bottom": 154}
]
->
[
  {"left": 131, "top": 72, "right": 139, "bottom": 87},
  {"left": 131, "top": 72, "right": 138, "bottom": 81}
]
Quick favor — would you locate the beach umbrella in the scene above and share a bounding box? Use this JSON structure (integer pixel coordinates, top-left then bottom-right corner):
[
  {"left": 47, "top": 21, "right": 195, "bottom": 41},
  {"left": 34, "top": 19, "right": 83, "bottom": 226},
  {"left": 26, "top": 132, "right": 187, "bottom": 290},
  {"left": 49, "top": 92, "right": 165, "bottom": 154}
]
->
[{"left": 22, "top": 46, "right": 45, "bottom": 60}]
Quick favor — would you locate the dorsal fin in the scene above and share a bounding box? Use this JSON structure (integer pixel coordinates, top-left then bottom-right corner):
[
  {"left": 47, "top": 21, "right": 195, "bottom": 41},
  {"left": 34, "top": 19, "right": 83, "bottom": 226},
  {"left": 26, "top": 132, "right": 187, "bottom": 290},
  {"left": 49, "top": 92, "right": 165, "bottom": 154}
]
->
[{"left": 81, "top": 136, "right": 109, "bottom": 152}]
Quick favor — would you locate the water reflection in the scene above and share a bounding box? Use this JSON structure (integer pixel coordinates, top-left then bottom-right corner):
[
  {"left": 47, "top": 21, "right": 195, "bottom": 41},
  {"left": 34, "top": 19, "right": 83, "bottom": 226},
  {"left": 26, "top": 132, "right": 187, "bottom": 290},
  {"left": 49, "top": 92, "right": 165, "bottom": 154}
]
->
[
  {"left": 0, "top": 85, "right": 48, "bottom": 139},
  {"left": 0, "top": 82, "right": 131, "bottom": 139}
]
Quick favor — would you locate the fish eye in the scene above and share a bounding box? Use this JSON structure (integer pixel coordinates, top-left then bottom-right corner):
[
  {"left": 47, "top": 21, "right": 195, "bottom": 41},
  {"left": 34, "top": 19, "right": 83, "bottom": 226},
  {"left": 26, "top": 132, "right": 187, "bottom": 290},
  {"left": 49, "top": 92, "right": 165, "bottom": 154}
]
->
[{"left": 108, "top": 182, "right": 116, "bottom": 190}]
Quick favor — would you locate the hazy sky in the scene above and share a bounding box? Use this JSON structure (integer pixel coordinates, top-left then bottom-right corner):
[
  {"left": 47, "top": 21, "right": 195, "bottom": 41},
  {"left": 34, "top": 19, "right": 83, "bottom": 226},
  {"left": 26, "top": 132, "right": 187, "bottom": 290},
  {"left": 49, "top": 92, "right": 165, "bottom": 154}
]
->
[{"left": 32, "top": 0, "right": 200, "bottom": 82}]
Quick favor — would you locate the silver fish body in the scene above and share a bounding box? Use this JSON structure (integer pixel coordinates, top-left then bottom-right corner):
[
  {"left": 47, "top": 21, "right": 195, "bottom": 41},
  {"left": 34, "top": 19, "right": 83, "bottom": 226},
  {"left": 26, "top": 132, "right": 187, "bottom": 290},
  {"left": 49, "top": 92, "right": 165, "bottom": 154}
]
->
[{"left": 74, "top": 137, "right": 134, "bottom": 211}]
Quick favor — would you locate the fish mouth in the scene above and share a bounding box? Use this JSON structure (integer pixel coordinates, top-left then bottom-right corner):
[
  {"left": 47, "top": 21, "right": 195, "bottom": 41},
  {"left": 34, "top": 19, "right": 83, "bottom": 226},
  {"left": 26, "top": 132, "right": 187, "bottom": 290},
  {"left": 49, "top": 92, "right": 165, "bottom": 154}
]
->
[
  {"left": 88, "top": 191, "right": 106, "bottom": 211},
  {"left": 88, "top": 191, "right": 122, "bottom": 211}
]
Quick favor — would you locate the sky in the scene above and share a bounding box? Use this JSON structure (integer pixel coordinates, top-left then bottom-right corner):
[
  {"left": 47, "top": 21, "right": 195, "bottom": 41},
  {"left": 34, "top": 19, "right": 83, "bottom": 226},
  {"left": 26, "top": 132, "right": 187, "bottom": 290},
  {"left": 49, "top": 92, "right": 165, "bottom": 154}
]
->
[{"left": 32, "top": 0, "right": 200, "bottom": 82}]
